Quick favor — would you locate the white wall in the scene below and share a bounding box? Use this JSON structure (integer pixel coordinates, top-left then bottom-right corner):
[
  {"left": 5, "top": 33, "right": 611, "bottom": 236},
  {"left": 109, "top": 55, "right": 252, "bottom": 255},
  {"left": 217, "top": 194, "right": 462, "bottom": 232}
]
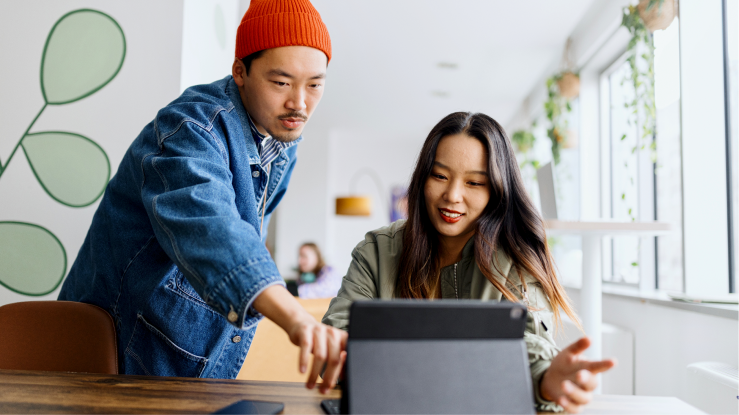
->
[
  {"left": 326, "top": 130, "right": 424, "bottom": 278},
  {"left": 180, "top": 0, "right": 239, "bottom": 93},
  {"left": 0, "top": 1, "right": 184, "bottom": 306}
]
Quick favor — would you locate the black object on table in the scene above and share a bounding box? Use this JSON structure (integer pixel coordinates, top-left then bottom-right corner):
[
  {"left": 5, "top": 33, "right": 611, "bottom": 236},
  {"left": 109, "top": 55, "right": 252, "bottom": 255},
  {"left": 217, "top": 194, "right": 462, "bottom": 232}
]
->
[{"left": 212, "top": 399, "right": 285, "bottom": 414}]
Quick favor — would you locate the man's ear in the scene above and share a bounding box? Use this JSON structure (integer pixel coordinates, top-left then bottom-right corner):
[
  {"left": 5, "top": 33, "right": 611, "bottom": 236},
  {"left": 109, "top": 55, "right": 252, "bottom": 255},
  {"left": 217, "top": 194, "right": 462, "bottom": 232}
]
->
[{"left": 232, "top": 58, "right": 246, "bottom": 87}]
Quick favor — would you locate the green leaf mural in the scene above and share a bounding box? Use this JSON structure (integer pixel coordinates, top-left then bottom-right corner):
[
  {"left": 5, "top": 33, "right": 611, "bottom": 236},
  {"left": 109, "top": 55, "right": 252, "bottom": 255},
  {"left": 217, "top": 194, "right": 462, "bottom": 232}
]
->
[
  {"left": 0, "top": 9, "right": 125, "bottom": 297},
  {"left": 22, "top": 132, "right": 111, "bottom": 207},
  {"left": 0, "top": 222, "right": 67, "bottom": 296},
  {"left": 41, "top": 9, "right": 126, "bottom": 105}
]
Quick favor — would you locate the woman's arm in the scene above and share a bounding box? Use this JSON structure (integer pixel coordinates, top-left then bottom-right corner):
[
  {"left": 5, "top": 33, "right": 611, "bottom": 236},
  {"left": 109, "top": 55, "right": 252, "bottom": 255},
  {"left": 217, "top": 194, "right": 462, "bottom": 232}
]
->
[
  {"left": 512, "top": 280, "right": 565, "bottom": 412},
  {"left": 322, "top": 242, "right": 379, "bottom": 330},
  {"left": 514, "top": 279, "right": 615, "bottom": 414}
]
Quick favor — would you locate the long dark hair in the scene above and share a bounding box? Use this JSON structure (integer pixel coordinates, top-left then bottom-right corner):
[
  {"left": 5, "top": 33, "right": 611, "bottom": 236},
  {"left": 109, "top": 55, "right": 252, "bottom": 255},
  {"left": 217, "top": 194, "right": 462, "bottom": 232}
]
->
[{"left": 396, "top": 112, "right": 578, "bottom": 327}]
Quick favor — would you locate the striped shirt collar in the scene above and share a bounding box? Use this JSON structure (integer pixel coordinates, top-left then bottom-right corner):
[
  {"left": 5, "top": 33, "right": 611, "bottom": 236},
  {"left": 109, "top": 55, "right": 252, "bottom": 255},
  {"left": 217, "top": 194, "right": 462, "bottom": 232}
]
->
[{"left": 245, "top": 112, "right": 299, "bottom": 167}]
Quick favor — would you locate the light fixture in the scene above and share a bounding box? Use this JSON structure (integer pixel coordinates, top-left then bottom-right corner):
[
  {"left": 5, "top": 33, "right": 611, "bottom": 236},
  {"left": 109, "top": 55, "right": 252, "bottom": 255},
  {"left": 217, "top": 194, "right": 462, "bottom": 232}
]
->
[{"left": 335, "top": 168, "right": 386, "bottom": 217}]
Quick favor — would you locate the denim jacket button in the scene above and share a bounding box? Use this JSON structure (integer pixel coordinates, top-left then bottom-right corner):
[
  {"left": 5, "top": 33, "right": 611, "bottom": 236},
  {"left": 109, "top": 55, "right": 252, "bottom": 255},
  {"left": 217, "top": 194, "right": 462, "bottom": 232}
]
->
[
  {"left": 227, "top": 310, "right": 238, "bottom": 322},
  {"left": 252, "top": 171, "right": 260, "bottom": 177},
  {"left": 232, "top": 335, "right": 242, "bottom": 343}
]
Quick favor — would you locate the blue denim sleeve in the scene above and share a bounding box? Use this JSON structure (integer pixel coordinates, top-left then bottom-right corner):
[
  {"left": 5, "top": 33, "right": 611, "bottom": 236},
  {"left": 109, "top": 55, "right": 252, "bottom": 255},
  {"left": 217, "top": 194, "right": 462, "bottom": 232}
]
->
[{"left": 140, "top": 120, "right": 284, "bottom": 329}]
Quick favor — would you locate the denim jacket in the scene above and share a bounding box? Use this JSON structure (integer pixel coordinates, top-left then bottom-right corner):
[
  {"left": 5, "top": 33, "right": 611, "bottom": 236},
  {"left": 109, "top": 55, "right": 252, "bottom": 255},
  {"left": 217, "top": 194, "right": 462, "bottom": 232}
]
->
[{"left": 58, "top": 76, "right": 296, "bottom": 379}]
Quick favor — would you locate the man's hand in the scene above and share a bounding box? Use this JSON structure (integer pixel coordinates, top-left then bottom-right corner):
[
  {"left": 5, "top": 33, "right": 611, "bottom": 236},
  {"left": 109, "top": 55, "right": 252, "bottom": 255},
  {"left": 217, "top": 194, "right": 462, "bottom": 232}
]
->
[
  {"left": 286, "top": 314, "right": 347, "bottom": 393},
  {"left": 252, "top": 285, "right": 347, "bottom": 394},
  {"left": 540, "top": 337, "right": 616, "bottom": 414}
]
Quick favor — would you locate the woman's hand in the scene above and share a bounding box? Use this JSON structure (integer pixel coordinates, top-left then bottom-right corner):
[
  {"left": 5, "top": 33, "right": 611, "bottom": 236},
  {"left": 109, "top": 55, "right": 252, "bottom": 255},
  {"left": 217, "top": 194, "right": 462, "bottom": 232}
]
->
[
  {"left": 540, "top": 337, "right": 616, "bottom": 413},
  {"left": 252, "top": 285, "right": 347, "bottom": 394}
]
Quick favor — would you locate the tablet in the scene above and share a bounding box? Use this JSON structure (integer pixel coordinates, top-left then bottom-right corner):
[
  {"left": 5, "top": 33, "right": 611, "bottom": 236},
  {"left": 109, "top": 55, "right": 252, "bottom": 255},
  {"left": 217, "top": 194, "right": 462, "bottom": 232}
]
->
[{"left": 342, "top": 300, "right": 535, "bottom": 414}]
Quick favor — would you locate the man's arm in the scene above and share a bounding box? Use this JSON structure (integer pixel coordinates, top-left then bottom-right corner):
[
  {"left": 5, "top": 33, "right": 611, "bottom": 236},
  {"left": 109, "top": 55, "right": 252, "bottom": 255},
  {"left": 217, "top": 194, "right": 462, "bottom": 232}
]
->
[{"left": 253, "top": 286, "right": 347, "bottom": 393}]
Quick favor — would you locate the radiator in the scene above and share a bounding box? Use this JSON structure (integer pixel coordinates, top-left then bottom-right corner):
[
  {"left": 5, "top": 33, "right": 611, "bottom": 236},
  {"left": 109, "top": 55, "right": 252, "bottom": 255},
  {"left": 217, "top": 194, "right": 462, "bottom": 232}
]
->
[{"left": 685, "top": 362, "right": 738, "bottom": 415}]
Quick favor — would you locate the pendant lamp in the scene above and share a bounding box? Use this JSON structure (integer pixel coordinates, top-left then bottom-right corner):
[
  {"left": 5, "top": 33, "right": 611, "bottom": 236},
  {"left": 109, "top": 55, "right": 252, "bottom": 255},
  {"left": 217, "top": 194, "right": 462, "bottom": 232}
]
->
[{"left": 335, "top": 168, "right": 385, "bottom": 217}]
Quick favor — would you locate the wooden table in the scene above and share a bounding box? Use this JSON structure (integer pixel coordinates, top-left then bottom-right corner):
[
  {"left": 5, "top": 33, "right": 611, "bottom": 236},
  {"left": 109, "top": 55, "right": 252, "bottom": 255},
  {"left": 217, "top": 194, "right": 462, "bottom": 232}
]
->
[{"left": 0, "top": 369, "right": 704, "bottom": 414}]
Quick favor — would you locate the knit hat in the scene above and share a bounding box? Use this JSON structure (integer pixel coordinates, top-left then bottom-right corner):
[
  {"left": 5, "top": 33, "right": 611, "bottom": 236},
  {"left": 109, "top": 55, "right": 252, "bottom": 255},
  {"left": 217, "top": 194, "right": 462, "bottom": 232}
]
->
[{"left": 235, "top": 0, "right": 331, "bottom": 62}]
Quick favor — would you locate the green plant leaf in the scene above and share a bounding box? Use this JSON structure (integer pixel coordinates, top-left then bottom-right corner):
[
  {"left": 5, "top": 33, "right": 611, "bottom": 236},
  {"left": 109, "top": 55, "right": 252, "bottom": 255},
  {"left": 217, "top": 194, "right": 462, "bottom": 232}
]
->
[
  {"left": 0, "top": 222, "right": 66, "bottom": 296},
  {"left": 41, "top": 9, "right": 125, "bottom": 105},
  {"left": 21, "top": 132, "right": 110, "bottom": 207}
]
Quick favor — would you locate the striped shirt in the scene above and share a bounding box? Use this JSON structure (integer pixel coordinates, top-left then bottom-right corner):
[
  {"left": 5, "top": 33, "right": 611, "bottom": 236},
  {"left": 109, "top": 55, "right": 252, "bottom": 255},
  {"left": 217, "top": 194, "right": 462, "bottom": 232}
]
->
[{"left": 245, "top": 113, "right": 298, "bottom": 170}]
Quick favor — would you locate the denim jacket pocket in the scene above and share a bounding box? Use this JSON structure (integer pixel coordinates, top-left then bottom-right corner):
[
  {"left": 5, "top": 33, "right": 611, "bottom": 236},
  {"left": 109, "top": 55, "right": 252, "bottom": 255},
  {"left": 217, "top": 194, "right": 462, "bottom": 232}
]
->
[
  {"left": 167, "top": 269, "right": 209, "bottom": 308},
  {"left": 124, "top": 314, "right": 208, "bottom": 377}
]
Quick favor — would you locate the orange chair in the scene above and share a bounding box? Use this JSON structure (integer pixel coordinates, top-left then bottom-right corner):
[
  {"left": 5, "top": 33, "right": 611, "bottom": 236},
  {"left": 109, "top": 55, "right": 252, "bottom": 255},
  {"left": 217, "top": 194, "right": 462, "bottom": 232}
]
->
[
  {"left": 238, "top": 297, "right": 332, "bottom": 382},
  {"left": 0, "top": 301, "right": 118, "bottom": 374}
]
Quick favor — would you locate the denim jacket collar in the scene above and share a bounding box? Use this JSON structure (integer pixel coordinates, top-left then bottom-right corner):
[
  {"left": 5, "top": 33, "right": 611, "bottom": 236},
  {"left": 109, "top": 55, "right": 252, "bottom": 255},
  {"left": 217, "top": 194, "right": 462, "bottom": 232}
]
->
[{"left": 225, "top": 76, "right": 302, "bottom": 166}]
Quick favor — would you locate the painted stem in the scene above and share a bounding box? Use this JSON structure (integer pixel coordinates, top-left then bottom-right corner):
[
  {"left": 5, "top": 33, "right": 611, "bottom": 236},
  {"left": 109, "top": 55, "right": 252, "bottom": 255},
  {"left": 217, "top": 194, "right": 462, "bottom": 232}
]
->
[{"left": 0, "top": 103, "right": 47, "bottom": 179}]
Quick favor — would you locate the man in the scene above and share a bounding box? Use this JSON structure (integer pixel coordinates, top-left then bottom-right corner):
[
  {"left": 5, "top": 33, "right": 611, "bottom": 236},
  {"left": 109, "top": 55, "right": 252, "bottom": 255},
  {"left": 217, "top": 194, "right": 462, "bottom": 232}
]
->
[{"left": 59, "top": 0, "right": 345, "bottom": 393}]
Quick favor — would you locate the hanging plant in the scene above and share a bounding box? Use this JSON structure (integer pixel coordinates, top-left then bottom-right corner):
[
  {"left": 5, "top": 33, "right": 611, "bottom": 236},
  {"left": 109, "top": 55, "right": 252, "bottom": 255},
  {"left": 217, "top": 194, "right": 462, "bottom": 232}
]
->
[
  {"left": 511, "top": 128, "right": 539, "bottom": 170},
  {"left": 545, "top": 73, "right": 575, "bottom": 165},
  {"left": 557, "top": 71, "right": 581, "bottom": 99},
  {"left": 619, "top": 0, "right": 674, "bottom": 221},
  {"left": 544, "top": 38, "right": 579, "bottom": 165},
  {"left": 638, "top": 0, "right": 677, "bottom": 33}
]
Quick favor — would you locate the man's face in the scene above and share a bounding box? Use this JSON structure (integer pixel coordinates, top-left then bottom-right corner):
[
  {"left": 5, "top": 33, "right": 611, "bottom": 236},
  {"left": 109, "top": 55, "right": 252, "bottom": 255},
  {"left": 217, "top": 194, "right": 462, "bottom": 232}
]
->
[{"left": 232, "top": 46, "right": 327, "bottom": 142}]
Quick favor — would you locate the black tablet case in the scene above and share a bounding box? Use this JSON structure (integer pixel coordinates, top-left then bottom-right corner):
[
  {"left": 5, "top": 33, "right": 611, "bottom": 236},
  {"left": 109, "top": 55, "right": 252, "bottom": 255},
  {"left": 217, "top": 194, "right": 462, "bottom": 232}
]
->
[{"left": 343, "top": 301, "right": 536, "bottom": 414}]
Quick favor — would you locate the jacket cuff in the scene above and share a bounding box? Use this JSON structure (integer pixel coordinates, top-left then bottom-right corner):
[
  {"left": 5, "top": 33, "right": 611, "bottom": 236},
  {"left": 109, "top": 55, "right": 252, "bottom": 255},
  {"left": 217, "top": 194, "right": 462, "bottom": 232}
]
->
[
  {"left": 206, "top": 256, "right": 285, "bottom": 329},
  {"left": 530, "top": 359, "right": 564, "bottom": 413}
]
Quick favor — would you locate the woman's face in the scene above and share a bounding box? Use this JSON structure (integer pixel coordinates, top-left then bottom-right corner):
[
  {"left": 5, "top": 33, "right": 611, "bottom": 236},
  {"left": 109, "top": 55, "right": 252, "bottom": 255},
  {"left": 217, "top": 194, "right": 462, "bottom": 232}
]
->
[
  {"left": 298, "top": 246, "right": 319, "bottom": 273},
  {"left": 424, "top": 133, "right": 491, "bottom": 243}
]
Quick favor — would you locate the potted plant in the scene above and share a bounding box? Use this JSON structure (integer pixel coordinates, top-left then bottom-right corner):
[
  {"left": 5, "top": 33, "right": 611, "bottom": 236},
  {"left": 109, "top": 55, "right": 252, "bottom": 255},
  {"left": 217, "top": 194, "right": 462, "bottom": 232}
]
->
[
  {"left": 544, "top": 74, "right": 576, "bottom": 164},
  {"left": 557, "top": 71, "right": 580, "bottom": 99},
  {"left": 637, "top": 0, "right": 677, "bottom": 33}
]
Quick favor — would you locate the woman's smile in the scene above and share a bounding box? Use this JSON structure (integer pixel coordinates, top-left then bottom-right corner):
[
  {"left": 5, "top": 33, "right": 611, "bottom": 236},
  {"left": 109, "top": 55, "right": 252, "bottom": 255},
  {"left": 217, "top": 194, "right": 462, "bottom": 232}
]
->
[{"left": 439, "top": 208, "right": 464, "bottom": 223}]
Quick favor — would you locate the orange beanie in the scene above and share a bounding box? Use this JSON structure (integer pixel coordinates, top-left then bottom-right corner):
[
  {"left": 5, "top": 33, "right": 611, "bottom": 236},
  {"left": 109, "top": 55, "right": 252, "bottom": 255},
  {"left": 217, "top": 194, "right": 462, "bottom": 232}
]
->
[{"left": 235, "top": 0, "right": 331, "bottom": 62}]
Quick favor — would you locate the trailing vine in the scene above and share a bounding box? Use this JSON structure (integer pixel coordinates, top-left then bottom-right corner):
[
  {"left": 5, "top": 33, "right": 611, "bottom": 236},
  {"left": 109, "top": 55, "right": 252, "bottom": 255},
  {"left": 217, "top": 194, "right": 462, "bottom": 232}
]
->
[
  {"left": 620, "top": 1, "right": 663, "bottom": 222},
  {"left": 544, "top": 73, "right": 573, "bottom": 165}
]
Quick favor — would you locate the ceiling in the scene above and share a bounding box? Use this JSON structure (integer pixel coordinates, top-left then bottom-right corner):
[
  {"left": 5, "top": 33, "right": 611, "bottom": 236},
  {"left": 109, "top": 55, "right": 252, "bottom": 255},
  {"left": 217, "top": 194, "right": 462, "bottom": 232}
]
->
[{"left": 308, "top": 0, "right": 598, "bottom": 137}]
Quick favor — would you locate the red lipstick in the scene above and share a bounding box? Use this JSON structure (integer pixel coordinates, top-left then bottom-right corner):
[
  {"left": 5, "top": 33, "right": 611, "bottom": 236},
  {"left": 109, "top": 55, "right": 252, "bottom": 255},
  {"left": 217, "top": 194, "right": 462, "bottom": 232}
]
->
[{"left": 439, "top": 208, "right": 464, "bottom": 223}]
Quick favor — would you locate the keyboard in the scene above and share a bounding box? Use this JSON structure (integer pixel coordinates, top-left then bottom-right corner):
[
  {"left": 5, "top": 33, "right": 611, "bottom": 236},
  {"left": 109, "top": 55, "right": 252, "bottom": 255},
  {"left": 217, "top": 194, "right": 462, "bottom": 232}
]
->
[{"left": 320, "top": 399, "right": 341, "bottom": 414}]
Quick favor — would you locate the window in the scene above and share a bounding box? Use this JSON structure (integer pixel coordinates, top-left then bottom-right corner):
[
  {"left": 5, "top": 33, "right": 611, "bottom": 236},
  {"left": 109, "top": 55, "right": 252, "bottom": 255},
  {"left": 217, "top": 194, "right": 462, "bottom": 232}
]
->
[
  {"left": 726, "top": 0, "right": 738, "bottom": 293},
  {"left": 600, "top": 18, "right": 684, "bottom": 291}
]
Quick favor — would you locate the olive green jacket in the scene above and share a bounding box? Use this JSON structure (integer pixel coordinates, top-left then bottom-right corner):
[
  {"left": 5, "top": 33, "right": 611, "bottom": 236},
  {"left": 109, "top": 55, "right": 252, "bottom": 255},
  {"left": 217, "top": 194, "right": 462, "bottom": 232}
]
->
[{"left": 322, "top": 220, "right": 563, "bottom": 412}]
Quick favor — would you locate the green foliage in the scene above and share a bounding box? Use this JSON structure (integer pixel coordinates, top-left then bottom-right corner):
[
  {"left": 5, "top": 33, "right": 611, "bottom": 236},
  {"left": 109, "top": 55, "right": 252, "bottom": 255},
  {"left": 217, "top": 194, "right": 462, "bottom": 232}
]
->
[
  {"left": 619, "top": 2, "right": 660, "bottom": 222},
  {"left": 511, "top": 130, "right": 536, "bottom": 153},
  {"left": 511, "top": 129, "right": 539, "bottom": 170},
  {"left": 544, "top": 73, "right": 574, "bottom": 165},
  {"left": 621, "top": 4, "right": 657, "bottom": 162}
]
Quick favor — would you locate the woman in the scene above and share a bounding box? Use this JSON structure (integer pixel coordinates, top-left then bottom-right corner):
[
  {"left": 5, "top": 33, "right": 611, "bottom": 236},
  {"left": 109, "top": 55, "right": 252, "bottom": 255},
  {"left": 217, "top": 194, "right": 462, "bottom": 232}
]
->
[
  {"left": 296, "top": 243, "right": 341, "bottom": 299},
  {"left": 322, "top": 112, "right": 614, "bottom": 413}
]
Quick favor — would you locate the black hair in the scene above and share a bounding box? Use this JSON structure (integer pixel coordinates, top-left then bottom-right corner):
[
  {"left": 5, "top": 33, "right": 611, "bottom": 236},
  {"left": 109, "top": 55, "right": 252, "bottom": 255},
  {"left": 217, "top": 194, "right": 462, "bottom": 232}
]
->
[{"left": 241, "top": 50, "right": 266, "bottom": 76}]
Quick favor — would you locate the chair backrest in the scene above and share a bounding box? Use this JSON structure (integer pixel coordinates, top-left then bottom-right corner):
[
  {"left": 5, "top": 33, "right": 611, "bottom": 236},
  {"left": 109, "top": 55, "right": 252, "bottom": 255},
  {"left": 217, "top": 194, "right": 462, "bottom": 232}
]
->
[
  {"left": 237, "top": 297, "right": 332, "bottom": 382},
  {"left": 0, "top": 301, "right": 118, "bottom": 374}
]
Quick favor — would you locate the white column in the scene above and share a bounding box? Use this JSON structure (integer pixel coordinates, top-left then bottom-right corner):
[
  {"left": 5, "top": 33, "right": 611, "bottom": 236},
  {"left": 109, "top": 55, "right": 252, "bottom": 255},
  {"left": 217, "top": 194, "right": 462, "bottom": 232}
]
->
[
  {"left": 579, "top": 234, "right": 603, "bottom": 362},
  {"left": 580, "top": 234, "right": 603, "bottom": 393}
]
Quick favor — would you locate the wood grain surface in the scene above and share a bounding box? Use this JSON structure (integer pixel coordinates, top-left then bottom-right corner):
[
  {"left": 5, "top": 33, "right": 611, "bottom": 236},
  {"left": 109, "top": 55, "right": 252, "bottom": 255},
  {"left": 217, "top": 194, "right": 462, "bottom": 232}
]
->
[
  {"left": 0, "top": 369, "right": 705, "bottom": 414},
  {"left": 0, "top": 369, "right": 338, "bottom": 414}
]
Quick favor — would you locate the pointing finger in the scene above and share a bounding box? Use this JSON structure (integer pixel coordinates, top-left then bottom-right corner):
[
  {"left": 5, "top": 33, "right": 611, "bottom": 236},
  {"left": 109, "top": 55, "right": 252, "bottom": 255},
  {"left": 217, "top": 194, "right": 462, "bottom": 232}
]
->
[
  {"left": 583, "top": 358, "right": 617, "bottom": 375},
  {"left": 563, "top": 337, "right": 591, "bottom": 356}
]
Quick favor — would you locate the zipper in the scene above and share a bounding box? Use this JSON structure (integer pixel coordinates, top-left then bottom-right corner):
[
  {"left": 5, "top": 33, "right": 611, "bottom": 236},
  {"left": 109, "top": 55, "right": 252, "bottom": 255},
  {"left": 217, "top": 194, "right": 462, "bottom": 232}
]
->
[{"left": 453, "top": 263, "right": 458, "bottom": 299}]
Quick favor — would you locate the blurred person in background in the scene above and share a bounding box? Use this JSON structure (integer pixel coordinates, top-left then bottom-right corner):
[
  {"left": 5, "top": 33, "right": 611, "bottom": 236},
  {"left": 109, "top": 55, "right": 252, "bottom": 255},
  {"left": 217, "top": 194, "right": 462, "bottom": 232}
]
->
[{"left": 297, "top": 243, "right": 341, "bottom": 299}]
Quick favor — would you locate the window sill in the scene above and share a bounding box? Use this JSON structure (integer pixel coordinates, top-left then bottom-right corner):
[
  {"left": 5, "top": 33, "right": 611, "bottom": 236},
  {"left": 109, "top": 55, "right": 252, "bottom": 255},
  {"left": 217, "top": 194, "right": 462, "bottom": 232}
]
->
[{"left": 563, "top": 283, "right": 738, "bottom": 320}]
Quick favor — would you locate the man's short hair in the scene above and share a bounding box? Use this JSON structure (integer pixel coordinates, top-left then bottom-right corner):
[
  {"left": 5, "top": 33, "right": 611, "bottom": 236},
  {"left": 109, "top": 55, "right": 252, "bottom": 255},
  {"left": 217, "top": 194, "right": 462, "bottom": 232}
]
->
[{"left": 241, "top": 50, "right": 266, "bottom": 76}]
